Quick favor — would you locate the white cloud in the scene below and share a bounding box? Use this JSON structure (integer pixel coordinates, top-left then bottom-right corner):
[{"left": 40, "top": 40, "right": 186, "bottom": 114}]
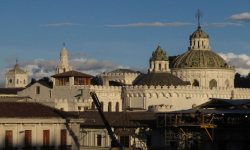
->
[
  {"left": 229, "top": 12, "right": 250, "bottom": 21},
  {"left": 1, "top": 55, "right": 125, "bottom": 83},
  {"left": 204, "top": 22, "right": 243, "bottom": 27},
  {"left": 107, "top": 22, "right": 193, "bottom": 28},
  {"left": 42, "top": 22, "right": 80, "bottom": 27},
  {"left": 219, "top": 52, "right": 250, "bottom": 75}
]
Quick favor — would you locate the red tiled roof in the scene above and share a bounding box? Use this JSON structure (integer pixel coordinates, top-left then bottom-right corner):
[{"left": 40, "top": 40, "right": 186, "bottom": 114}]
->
[
  {"left": 0, "top": 102, "right": 76, "bottom": 118},
  {"left": 51, "top": 70, "right": 93, "bottom": 78}
]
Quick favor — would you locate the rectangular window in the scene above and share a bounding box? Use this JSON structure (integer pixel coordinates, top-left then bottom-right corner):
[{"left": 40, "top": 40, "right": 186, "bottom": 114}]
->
[
  {"left": 61, "top": 129, "right": 67, "bottom": 146},
  {"left": 5, "top": 130, "right": 13, "bottom": 148},
  {"left": 36, "top": 86, "right": 40, "bottom": 94},
  {"left": 97, "top": 134, "right": 102, "bottom": 146},
  {"left": 25, "top": 130, "right": 32, "bottom": 147},
  {"left": 120, "top": 136, "right": 129, "bottom": 148},
  {"left": 43, "top": 130, "right": 50, "bottom": 146}
]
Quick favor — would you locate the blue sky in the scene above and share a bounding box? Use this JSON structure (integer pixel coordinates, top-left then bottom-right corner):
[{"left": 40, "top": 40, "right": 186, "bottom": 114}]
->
[{"left": 0, "top": 0, "right": 250, "bottom": 81}]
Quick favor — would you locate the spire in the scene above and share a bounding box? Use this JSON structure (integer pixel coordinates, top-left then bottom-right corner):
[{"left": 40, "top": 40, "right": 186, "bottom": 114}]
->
[
  {"left": 56, "top": 43, "right": 72, "bottom": 74},
  {"left": 14, "top": 58, "right": 19, "bottom": 68},
  {"left": 195, "top": 9, "right": 203, "bottom": 28}
]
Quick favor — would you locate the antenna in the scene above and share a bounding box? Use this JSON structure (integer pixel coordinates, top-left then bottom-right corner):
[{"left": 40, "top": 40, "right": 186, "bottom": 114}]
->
[
  {"left": 195, "top": 9, "right": 203, "bottom": 27},
  {"left": 16, "top": 58, "right": 18, "bottom": 65}
]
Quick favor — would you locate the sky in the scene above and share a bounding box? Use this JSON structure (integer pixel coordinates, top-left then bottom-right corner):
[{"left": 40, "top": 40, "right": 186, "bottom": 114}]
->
[{"left": 0, "top": 0, "right": 250, "bottom": 83}]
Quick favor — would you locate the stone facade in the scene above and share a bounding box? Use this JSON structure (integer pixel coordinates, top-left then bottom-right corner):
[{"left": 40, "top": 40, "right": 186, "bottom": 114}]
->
[
  {"left": 0, "top": 118, "right": 79, "bottom": 149},
  {"left": 172, "top": 68, "right": 235, "bottom": 89}
]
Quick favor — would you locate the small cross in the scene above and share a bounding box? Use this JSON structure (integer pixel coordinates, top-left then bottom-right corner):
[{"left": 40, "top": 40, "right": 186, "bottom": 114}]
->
[
  {"left": 195, "top": 9, "right": 203, "bottom": 27},
  {"left": 63, "top": 42, "right": 66, "bottom": 47}
]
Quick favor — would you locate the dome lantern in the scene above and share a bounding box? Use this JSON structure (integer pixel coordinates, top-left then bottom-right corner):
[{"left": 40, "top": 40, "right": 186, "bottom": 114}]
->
[{"left": 148, "top": 45, "right": 170, "bottom": 73}]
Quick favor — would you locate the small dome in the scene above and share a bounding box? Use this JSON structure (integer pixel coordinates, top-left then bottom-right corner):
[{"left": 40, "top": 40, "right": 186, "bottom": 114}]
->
[
  {"left": 7, "top": 64, "right": 26, "bottom": 74},
  {"left": 150, "top": 45, "right": 168, "bottom": 61},
  {"left": 173, "top": 50, "right": 231, "bottom": 69},
  {"left": 190, "top": 26, "right": 209, "bottom": 39}
]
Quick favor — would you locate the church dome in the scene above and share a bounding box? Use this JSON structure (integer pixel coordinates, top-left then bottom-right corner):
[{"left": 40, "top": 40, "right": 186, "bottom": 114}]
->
[
  {"left": 173, "top": 25, "right": 232, "bottom": 69},
  {"left": 173, "top": 49, "right": 231, "bottom": 69},
  {"left": 7, "top": 64, "right": 26, "bottom": 74},
  {"left": 150, "top": 45, "right": 168, "bottom": 61},
  {"left": 190, "top": 26, "right": 209, "bottom": 39}
]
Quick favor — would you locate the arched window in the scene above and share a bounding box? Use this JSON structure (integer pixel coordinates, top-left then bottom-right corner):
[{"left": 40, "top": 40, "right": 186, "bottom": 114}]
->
[
  {"left": 115, "top": 102, "right": 119, "bottom": 112},
  {"left": 23, "top": 79, "right": 26, "bottom": 84},
  {"left": 192, "top": 79, "right": 199, "bottom": 87},
  {"left": 16, "top": 79, "right": 19, "bottom": 84},
  {"left": 108, "top": 102, "right": 112, "bottom": 112},
  {"left": 9, "top": 79, "right": 12, "bottom": 84},
  {"left": 159, "top": 63, "right": 161, "bottom": 70},
  {"left": 209, "top": 79, "right": 217, "bottom": 89}
]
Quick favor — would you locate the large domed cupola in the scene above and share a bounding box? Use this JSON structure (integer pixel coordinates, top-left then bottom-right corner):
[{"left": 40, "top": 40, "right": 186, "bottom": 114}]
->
[
  {"left": 171, "top": 10, "right": 235, "bottom": 89},
  {"left": 149, "top": 45, "right": 170, "bottom": 73}
]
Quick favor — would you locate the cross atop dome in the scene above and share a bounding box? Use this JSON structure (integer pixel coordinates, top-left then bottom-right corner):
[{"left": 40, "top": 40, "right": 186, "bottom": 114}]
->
[{"left": 195, "top": 9, "right": 203, "bottom": 28}]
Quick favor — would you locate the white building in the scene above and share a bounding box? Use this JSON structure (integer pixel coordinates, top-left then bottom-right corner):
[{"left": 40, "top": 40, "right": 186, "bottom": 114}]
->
[
  {"left": 15, "top": 25, "right": 250, "bottom": 113},
  {"left": 172, "top": 25, "right": 235, "bottom": 89},
  {"left": 5, "top": 62, "right": 28, "bottom": 88},
  {"left": 56, "top": 44, "right": 72, "bottom": 74},
  {"left": 0, "top": 102, "right": 82, "bottom": 150}
]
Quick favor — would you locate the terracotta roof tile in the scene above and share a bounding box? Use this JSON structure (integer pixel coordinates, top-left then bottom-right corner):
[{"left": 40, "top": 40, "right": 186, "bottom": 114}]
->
[{"left": 0, "top": 102, "right": 76, "bottom": 118}]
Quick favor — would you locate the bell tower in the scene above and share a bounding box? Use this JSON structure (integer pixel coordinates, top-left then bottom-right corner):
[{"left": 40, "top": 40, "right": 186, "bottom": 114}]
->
[{"left": 56, "top": 43, "right": 72, "bottom": 74}]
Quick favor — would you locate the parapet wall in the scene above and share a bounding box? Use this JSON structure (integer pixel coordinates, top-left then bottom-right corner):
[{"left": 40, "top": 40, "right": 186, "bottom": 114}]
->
[{"left": 124, "top": 85, "right": 250, "bottom": 99}]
